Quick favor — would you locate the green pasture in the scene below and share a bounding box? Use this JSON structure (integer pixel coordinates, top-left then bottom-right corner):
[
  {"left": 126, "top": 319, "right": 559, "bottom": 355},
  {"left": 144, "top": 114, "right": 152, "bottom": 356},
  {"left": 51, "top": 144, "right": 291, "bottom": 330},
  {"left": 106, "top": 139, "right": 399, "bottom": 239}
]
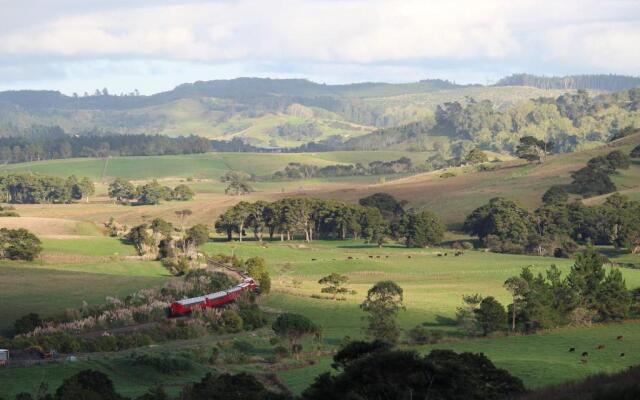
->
[
  {"left": 279, "top": 320, "right": 640, "bottom": 394},
  {"left": 0, "top": 151, "right": 433, "bottom": 181},
  {"left": 202, "top": 240, "right": 640, "bottom": 340}
]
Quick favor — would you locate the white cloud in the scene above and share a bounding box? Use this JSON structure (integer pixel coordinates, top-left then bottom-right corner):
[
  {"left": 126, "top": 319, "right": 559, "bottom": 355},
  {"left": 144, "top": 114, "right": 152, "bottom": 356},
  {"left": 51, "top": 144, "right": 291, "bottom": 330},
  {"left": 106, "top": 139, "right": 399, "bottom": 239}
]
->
[
  {"left": 0, "top": 0, "right": 525, "bottom": 62},
  {"left": 0, "top": 0, "right": 639, "bottom": 93}
]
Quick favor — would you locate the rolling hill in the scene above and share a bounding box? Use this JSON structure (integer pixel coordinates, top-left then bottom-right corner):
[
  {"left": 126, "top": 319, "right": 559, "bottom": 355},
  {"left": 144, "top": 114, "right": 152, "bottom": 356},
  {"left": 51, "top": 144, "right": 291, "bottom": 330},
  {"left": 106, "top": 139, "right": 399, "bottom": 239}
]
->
[{"left": 0, "top": 77, "right": 581, "bottom": 148}]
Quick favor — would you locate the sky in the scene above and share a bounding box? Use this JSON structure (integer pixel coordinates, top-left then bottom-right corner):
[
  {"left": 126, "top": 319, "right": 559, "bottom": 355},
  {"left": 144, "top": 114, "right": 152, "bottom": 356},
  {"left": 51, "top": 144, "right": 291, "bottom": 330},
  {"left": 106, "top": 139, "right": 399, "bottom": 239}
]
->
[{"left": 0, "top": 0, "right": 639, "bottom": 95}]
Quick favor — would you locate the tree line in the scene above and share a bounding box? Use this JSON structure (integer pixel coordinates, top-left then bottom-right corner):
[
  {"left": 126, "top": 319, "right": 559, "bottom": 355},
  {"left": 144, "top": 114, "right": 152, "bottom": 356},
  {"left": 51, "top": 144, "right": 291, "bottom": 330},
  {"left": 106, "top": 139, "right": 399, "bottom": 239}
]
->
[
  {"left": 108, "top": 179, "right": 194, "bottom": 205},
  {"left": 0, "top": 173, "right": 94, "bottom": 204},
  {"left": 270, "top": 157, "right": 416, "bottom": 180},
  {"left": 214, "top": 195, "right": 445, "bottom": 248},
  {"left": 0, "top": 130, "right": 211, "bottom": 164}
]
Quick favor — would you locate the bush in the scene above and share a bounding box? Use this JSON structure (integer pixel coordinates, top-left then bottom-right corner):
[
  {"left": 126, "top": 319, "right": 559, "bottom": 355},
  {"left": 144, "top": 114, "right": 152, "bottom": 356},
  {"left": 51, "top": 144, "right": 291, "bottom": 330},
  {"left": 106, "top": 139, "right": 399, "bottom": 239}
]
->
[
  {"left": 440, "top": 172, "right": 456, "bottom": 178},
  {"left": 274, "top": 345, "right": 290, "bottom": 359},
  {"left": 237, "top": 302, "right": 268, "bottom": 331},
  {"left": 406, "top": 325, "right": 444, "bottom": 345},
  {"left": 232, "top": 340, "right": 254, "bottom": 354},
  {"left": 14, "top": 313, "right": 42, "bottom": 335},
  {"left": 132, "top": 353, "right": 194, "bottom": 374},
  {"left": 0, "top": 228, "right": 42, "bottom": 260}
]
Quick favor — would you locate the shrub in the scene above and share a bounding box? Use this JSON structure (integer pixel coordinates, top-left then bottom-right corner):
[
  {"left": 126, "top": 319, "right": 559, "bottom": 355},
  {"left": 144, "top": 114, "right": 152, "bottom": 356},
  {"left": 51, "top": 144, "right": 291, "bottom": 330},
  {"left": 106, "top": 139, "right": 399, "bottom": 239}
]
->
[
  {"left": 406, "top": 325, "right": 444, "bottom": 345},
  {"left": 274, "top": 345, "right": 290, "bottom": 359},
  {"left": 14, "top": 313, "right": 42, "bottom": 335},
  {"left": 232, "top": 340, "right": 254, "bottom": 354},
  {"left": 132, "top": 353, "right": 194, "bottom": 374},
  {"left": 440, "top": 172, "right": 456, "bottom": 178},
  {"left": 0, "top": 228, "right": 42, "bottom": 260},
  {"left": 220, "top": 310, "right": 244, "bottom": 333}
]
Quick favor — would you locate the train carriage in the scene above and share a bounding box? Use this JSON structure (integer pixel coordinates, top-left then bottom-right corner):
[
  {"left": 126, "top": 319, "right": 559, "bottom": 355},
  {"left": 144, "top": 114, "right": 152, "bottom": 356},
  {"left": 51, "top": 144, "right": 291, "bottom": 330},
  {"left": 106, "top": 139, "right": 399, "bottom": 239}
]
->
[{"left": 169, "top": 277, "right": 258, "bottom": 317}]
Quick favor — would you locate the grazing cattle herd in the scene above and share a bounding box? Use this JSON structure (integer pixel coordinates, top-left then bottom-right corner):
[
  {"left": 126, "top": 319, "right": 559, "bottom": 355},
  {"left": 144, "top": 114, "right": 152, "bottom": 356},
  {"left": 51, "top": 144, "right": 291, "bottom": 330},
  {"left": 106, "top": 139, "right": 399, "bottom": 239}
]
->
[{"left": 571, "top": 335, "right": 629, "bottom": 364}]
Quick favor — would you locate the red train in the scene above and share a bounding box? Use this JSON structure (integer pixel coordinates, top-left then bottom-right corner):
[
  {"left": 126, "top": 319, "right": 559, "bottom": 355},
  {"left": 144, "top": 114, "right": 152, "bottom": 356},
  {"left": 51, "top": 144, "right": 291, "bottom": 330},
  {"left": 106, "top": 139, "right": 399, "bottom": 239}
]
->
[{"left": 169, "top": 277, "right": 259, "bottom": 317}]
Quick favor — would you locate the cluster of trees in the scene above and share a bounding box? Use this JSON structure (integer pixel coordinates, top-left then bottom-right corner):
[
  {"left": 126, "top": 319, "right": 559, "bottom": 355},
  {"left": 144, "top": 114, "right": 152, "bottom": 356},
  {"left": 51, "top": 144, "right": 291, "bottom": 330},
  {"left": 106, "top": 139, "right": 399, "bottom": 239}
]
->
[
  {"left": 271, "top": 157, "right": 415, "bottom": 180},
  {"left": 0, "top": 228, "right": 42, "bottom": 261},
  {"left": 215, "top": 198, "right": 387, "bottom": 243},
  {"left": 457, "top": 250, "right": 633, "bottom": 335},
  {"left": 125, "top": 217, "right": 208, "bottom": 271},
  {"left": 214, "top": 195, "right": 444, "bottom": 248},
  {"left": 269, "top": 122, "right": 322, "bottom": 141},
  {"left": 0, "top": 131, "right": 211, "bottom": 164},
  {"left": 571, "top": 150, "right": 630, "bottom": 197},
  {"left": 0, "top": 174, "right": 94, "bottom": 204},
  {"left": 108, "top": 179, "right": 194, "bottom": 205},
  {"left": 463, "top": 191, "right": 640, "bottom": 256}
]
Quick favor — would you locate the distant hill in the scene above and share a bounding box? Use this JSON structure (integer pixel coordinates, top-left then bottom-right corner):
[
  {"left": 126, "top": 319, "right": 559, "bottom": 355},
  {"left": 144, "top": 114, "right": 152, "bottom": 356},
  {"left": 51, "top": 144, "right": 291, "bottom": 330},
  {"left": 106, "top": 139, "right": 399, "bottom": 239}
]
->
[
  {"left": 0, "top": 77, "right": 570, "bottom": 147},
  {"left": 0, "top": 75, "right": 632, "bottom": 148},
  {"left": 495, "top": 73, "right": 640, "bottom": 92},
  {"left": 330, "top": 88, "right": 640, "bottom": 153}
]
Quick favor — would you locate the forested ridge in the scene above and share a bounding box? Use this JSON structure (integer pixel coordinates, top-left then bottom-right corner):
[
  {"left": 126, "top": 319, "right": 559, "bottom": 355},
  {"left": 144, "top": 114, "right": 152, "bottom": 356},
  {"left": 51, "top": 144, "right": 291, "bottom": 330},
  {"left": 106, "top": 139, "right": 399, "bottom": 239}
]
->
[
  {"left": 496, "top": 73, "right": 640, "bottom": 92},
  {"left": 331, "top": 88, "right": 640, "bottom": 153}
]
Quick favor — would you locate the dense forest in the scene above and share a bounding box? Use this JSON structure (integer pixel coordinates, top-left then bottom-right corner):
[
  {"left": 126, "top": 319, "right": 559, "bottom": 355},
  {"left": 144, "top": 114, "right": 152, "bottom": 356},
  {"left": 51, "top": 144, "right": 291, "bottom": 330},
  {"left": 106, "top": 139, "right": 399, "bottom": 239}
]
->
[
  {"left": 328, "top": 88, "right": 640, "bottom": 152},
  {"left": 0, "top": 128, "right": 210, "bottom": 163},
  {"left": 496, "top": 73, "right": 640, "bottom": 92}
]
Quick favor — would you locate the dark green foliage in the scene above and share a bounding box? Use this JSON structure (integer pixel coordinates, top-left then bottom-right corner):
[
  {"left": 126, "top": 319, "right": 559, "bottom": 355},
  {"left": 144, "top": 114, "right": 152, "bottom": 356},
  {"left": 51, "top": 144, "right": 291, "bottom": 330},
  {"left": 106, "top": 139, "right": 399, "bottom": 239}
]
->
[
  {"left": 571, "top": 150, "right": 631, "bottom": 198},
  {"left": 150, "top": 218, "right": 173, "bottom": 238},
  {"left": 318, "top": 273, "right": 351, "bottom": 299},
  {"left": 272, "top": 313, "right": 319, "bottom": 355},
  {"left": 172, "top": 184, "right": 195, "bottom": 201},
  {"left": 406, "top": 325, "right": 444, "bottom": 344},
  {"left": 136, "top": 180, "right": 170, "bottom": 205},
  {"left": 331, "top": 339, "right": 392, "bottom": 370},
  {"left": 245, "top": 257, "right": 271, "bottom": 293},
  {"left": 302, "top": 347, "right": 524, "bottom": 400},
  {"left": 568, "top": 249, "right": 631, "bottom": 320},
  {"left": 131, "top": 353, "right": 194, "bottom": 374},
  {"left": 398, "top": 210, "right": 445, "bottom": 247},
  {"left": 181, "top": 372, "right": 287, "bottom": 400},
  {"left": 358, "top": 192, "right": 405, "bottom": 220},
  {"left": 135, "top": 386, "right": 170, "bottom": 400},
  {"left": 606, "top": 150, "right": 631, "bottom": 170},
  {"left": 109, "top": 179, "right": 193, "bottom": 205},
  {"left": 0, "top": 173, "right": 93, "bottom": 204},
  {"left": 225, "top": 180, "right": 253, "bottom": 196},
  {"left": 463, "top": 197, "right": 534, "bottom": 247},
  {"left": 215, "top": 197, "right": 390, "bottom": 243},
  {"left": 13, "top": 313, "right": 42, "bottom": 335},
  {"left": 516, "top": 136, "right": 553, "bottom": 163},
  {"left": 54, "top": 370, "right": 124, "bottom": 400},
  {"left": 360, "top": 281, "right": 404, "bottom": 344},
  {"left": 0, "top": 228, "right": 42, "bottom": 260},
  {"left": 0, "top": 133, "right": 211, "bottom": 164},
  {"left": 185, "top": 224, "right": 210, "bottom": 247},
  {"left": 474, "top": 296, "right": 507, "bottom": 335},
  {"left": 108, "top": 178, "right": 136, "bottom": 203},
  {"left": 542, "top": 186, "right": 568, "bottom": 205}
]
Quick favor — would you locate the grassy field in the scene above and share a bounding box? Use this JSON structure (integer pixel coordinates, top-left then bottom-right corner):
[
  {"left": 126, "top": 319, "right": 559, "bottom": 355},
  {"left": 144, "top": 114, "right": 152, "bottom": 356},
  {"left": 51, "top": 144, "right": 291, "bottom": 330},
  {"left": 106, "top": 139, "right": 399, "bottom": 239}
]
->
[
  {"left": 0, "top": 234, "right": 170, "bottom": 332},
  {"left": 279, "top": 320, "right": 640, "bottom": 394},
  {"left": 0, "top": 151, "right": 433, "bottom": 181}
]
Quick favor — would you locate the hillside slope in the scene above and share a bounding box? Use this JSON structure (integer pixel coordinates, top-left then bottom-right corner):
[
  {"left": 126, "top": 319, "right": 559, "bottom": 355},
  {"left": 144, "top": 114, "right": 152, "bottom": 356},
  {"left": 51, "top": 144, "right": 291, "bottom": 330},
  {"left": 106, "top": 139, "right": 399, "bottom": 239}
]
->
[{"left": 306, "top": 134, "right": 640, "bottom": 226}]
